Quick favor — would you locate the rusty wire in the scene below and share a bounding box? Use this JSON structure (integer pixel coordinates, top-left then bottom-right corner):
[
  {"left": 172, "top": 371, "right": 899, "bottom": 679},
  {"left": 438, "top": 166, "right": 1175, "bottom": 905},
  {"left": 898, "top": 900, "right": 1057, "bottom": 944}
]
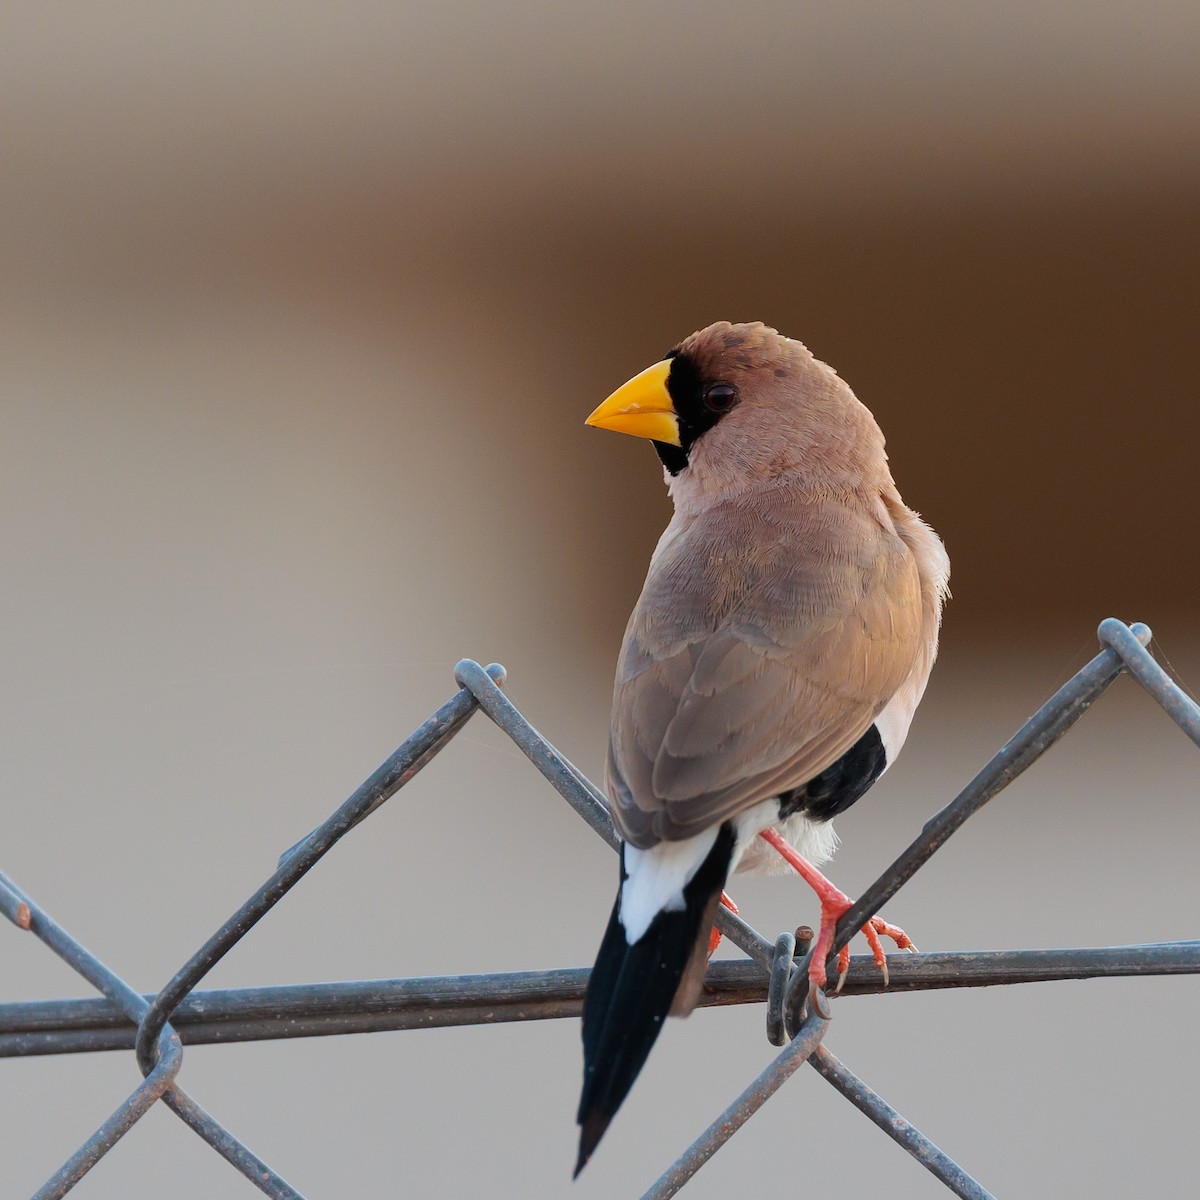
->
[{"left": 1, "top": 617, "right": 1198, "bottom": 1198}]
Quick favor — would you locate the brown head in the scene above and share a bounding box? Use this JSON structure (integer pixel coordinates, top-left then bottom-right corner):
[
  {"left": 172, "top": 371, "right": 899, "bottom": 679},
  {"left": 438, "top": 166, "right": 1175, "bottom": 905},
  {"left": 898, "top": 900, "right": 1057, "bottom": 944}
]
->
[{"left": 587, "top": 321, "right": 892, "bottom": 511}]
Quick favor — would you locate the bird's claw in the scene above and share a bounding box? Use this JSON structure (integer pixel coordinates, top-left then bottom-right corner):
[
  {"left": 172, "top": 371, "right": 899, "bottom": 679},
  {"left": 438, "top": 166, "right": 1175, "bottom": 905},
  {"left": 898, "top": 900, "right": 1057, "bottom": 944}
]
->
[
  {"left": 833, "top": 944, "right": 850, "bottom": 994},
  {"left": 810, "top": 985, "right": 833, "bottom": 1021}
]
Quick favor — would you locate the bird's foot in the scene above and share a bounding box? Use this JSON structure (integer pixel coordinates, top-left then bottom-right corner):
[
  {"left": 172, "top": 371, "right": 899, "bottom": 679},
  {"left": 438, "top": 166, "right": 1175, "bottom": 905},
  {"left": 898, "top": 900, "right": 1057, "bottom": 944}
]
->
[
  {"left": 758, "top": 827, "right": 914, "bottom": 994},
  {"left": 706, "top": 891, "right": 740, "bottom": 957},
  {"left": 810, "top": 896, "right": 914, "bottom": 993}
]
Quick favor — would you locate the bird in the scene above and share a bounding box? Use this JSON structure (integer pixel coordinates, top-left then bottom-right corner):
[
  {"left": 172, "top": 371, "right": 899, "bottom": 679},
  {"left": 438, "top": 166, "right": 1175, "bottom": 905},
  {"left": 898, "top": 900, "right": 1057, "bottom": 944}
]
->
[{"left": 575, "top": 321, "right": 949, "bottom": 1175}]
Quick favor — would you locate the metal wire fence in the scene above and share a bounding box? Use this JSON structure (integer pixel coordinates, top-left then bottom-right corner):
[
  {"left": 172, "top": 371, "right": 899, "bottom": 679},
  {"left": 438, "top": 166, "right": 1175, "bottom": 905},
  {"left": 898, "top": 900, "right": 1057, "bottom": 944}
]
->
[{"left": 1, "top": 617, "right": 1197, "bottom": 1198}]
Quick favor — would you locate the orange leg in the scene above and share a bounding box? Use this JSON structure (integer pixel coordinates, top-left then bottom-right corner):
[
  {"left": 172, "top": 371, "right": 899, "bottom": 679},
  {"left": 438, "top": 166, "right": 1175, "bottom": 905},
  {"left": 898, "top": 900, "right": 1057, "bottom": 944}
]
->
[
  {"left": 706, "top": 891, "right": 740, "bottom": 957},
  {"left": 758, "top": 827, "right": 914, "bottom": 994}
]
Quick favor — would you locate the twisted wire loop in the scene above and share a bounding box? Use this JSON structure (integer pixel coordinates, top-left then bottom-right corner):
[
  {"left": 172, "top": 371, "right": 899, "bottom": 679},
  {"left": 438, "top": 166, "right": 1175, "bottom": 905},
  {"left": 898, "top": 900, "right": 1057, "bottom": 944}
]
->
[
  {"left": 765, "top": 931, "right": 796, "bottom": 1046},
  {"left": 1, "top": 619, "right": 1197, "bottom": 1197}
]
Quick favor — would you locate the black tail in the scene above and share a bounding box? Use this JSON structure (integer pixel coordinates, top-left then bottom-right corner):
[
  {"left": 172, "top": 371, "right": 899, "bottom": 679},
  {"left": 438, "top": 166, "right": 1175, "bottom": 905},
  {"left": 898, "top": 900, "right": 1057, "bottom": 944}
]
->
[{"left": 574, "top": 824, "right": 735, "bottom": 1177}]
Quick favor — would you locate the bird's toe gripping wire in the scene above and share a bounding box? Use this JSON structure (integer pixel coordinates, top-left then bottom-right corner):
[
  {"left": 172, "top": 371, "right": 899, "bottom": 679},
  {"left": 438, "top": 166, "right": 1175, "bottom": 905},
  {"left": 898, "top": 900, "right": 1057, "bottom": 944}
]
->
[{"left": 757, "top": 827, "right": 914, "bottom": 993}]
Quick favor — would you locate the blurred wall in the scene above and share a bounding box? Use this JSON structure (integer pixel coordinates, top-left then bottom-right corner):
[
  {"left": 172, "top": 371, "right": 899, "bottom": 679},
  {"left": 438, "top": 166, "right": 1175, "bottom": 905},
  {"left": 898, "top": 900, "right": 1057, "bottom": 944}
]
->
[{"left": 1, "top": 5, "right": 1198, "bottom": 1198}]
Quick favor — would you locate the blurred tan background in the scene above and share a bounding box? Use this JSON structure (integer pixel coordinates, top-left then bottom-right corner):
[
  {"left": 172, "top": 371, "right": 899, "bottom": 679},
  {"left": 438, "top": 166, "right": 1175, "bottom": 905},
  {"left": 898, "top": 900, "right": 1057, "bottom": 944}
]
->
[{"left": 2, "top": 4, "right": 1198, "bottom": 1197}]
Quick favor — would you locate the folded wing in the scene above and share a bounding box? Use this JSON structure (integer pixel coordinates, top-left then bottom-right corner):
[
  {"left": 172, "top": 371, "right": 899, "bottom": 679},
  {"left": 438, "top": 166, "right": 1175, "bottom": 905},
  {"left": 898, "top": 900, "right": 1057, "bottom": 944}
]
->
[{"left": 607, "top": 490, "right": 924, "bottom": 847}]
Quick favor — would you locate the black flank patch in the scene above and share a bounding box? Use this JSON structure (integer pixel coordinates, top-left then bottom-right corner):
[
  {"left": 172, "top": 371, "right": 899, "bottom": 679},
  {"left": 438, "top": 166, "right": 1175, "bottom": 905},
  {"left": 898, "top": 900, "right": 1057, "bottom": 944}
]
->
[{"left": 777, "top": 724, "right": 888, "bottom": 824}]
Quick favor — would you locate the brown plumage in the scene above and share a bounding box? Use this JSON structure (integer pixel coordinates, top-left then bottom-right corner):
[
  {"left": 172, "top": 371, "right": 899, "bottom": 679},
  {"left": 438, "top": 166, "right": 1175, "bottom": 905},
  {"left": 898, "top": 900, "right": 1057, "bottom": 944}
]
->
[
  {"left": 609, "top": 489, "right": 926, "bottom": 845},
  {"left": 576, "top": 321, "right": 948, "bottom": 1175}
]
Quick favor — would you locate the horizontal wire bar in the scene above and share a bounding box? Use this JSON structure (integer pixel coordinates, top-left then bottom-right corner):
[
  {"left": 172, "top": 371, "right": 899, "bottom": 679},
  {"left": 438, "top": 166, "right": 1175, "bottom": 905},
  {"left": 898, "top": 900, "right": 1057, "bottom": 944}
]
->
[
  {"left": 6, "top": 942, "right": 1195, "bottom": 1057},
  {"left": 640, "top": 1008, "right": 832, "bottom": 1200},
  {"left": 810, "top": 1046, "right": 996, "bottom": 1200}
]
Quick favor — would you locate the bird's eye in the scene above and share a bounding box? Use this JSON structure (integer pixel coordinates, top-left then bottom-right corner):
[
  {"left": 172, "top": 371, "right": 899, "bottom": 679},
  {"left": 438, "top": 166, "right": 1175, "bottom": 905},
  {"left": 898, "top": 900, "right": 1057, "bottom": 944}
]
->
[{"left": 703, "top": 382, "right": 738, "bottom": 413}]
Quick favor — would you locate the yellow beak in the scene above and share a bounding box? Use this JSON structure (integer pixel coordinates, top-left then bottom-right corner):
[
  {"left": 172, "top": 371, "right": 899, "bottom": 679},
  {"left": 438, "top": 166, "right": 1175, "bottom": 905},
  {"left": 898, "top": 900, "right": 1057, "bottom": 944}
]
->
[{"left": 585, "top": 359, "right": 681, "bottom": 446}]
